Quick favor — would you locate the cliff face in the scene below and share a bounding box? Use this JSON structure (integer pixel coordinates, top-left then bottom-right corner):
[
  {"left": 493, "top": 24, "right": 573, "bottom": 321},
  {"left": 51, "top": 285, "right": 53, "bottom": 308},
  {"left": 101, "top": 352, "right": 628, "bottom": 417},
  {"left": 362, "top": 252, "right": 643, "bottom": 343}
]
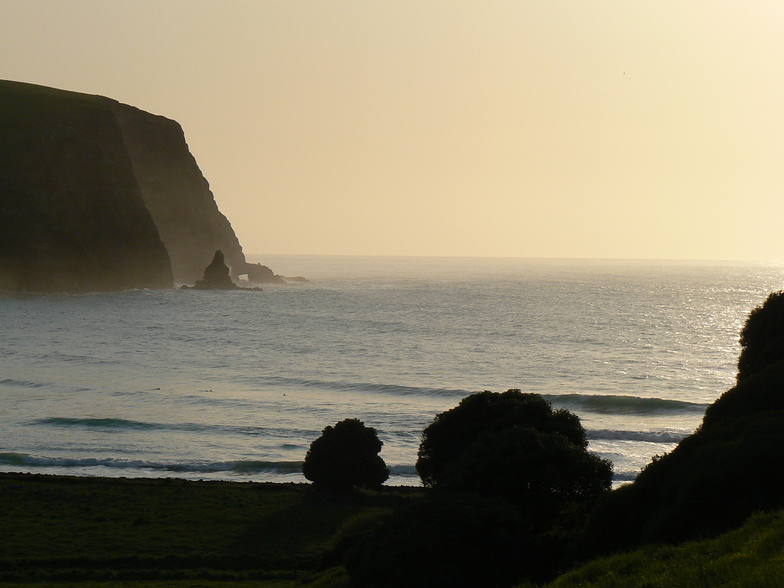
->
[
  {"left": 0, "top": 80, "right": 267, "bottom": 292},
  {"left": 111, "top": 102, "right": 247, "bottom": 286},
  {"left": 0, "top": 80, "right": 173, "bottom": 293}
]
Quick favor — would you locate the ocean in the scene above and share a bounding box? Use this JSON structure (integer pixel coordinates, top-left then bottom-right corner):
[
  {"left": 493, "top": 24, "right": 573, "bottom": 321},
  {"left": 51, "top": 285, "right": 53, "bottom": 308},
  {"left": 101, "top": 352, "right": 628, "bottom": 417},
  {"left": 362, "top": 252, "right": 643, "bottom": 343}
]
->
[{"left": 1, "top": 255, "right": 782, "bottom": 486}]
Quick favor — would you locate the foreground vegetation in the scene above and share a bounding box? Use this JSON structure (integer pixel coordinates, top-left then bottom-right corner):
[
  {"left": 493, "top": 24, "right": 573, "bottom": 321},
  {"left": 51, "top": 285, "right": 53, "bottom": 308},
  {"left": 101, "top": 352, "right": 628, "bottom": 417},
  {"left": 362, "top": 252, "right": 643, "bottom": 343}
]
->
[
  {"left": 541, "top": 509, "right": 784, "bottom": 588},
  {"left": 0, "top": 471, "right": 782, "bottom": 588},
  {"left": 0, "top": 472, "right": 419, "bottom": 585}
]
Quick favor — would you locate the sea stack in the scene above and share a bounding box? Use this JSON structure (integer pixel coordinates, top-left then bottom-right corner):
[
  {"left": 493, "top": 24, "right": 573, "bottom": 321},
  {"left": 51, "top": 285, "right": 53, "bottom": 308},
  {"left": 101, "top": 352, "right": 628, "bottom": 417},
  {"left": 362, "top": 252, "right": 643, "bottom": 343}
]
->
[{"left": 193, "top": 250, "right": 238, "bottom": 290}]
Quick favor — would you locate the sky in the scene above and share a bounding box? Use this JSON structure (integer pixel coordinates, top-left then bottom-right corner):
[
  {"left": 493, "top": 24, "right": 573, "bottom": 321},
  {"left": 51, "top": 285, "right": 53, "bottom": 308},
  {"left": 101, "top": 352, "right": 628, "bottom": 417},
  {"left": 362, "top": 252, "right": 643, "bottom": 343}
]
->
[{"left": 1, "top": 1, "right": 783, "bottom": 261}]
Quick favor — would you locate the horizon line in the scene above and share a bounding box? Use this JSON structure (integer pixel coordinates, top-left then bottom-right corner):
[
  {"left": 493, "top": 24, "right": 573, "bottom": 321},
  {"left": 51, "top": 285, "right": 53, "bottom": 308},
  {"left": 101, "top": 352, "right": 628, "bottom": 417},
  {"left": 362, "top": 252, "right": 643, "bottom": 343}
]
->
[{"left": 245, "top": 253, "right": 784, "bottom": 265}]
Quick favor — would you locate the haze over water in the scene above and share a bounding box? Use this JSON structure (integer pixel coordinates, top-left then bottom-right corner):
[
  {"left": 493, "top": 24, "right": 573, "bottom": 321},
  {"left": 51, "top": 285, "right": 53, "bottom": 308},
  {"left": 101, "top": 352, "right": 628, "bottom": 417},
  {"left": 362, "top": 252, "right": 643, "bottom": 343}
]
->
[{"left": 2, "top": 256, "right": 782, "bottom": 486}]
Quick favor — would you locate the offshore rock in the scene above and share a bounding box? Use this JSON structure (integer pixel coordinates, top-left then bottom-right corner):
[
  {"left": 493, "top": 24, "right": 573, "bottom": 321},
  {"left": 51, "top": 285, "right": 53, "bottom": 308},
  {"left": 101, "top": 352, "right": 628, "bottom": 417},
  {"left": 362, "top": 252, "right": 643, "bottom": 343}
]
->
[
  {"left": 193, "top": 250, "right": 238, "bottom": 290},
  {"left": 242, "top": 262, "right": 287, "bottom": 285}
]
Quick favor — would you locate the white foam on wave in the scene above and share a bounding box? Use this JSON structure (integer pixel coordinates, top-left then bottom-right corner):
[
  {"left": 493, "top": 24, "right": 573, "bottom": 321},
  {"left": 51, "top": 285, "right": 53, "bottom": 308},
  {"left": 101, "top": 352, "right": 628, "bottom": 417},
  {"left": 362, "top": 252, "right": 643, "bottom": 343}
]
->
[{"left": 587, "top": 429, "right": 689, "bottom": 443}]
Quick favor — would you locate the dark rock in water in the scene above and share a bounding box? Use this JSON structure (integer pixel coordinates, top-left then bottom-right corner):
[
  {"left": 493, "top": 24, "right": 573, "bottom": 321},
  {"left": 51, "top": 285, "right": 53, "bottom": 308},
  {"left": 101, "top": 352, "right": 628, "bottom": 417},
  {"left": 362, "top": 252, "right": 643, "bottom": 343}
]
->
[
  {"left": 241, "top": 262, "right": 287, "bottom": 285},
  {"left": 193, "top": 251, "right": 238, "bottom": 290}
]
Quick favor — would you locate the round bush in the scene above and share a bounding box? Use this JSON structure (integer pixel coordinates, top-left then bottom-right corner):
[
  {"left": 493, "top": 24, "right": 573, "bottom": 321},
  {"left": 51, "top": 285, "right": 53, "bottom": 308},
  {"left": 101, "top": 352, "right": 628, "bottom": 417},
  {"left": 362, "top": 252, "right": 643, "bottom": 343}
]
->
[
  {"left": 416, "top": 389, "right": 587, "bottom": 488},
  {"left": 303, "top": 418, "right": 389, "bottom": 492},
  {"left": 438, "top": 425, "right": 612, "bottom": 524}
]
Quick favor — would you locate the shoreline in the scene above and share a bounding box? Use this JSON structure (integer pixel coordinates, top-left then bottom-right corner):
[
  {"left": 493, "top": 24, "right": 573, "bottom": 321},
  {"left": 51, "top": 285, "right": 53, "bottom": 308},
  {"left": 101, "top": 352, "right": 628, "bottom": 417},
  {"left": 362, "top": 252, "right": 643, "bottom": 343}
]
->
[
  {"left": 0, "top": 469, "right": 423, "bottom": 490},
  {"left": 0, "top": 466, "right": 422, "bottom": 487}
]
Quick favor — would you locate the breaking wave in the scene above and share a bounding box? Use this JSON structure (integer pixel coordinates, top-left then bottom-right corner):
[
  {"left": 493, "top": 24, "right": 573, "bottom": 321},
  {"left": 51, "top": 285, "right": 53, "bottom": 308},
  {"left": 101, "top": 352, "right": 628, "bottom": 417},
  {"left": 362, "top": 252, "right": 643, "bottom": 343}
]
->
[
  {"left": 242, "top": 376, "right": 711, "bottom": 417},
  {"left": 30, "top": 417, "right": 319, "bottom": 438},
  {"left": 545, "top": 393, "right": 708, "bottom": 415},
  {"left": 587, "top": 429, "right": 689, "bottom": 444},
  {"left": 0, "top": 452, "right": 303, "bottom": 474},
  {"left": 0, "top": 378, "right": 47, "bottom": 389},
  {"left": 0, "top": 453, "right": 422, "bottom": 481},
  {"left": 255, "top": 375, "right": 471, "bottom": 398}
]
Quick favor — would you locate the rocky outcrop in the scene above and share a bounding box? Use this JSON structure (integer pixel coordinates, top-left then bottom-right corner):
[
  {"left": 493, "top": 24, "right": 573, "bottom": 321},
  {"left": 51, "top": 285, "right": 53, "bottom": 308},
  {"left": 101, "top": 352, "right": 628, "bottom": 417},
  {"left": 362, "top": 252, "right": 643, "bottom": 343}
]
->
[
  {"left": 244, "top": 262, "right": 286, "bottom": 285},
  {"left": 0, "top": 79, "right": 281, "bottom": 292},
  {"left": 193, "top": 250, "right": 238, "bottom": 290}
]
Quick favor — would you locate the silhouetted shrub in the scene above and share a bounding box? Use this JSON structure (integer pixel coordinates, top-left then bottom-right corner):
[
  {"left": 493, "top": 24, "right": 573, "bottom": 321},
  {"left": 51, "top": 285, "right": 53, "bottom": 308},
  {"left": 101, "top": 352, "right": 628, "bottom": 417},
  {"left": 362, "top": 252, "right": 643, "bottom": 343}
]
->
[
  {"left": 702, "top": 357, "right": 784, "bottom": 429},
  {"left": 438, "top": 425, "right": 612, "bottom": 528},
  {"left": 416, "top": 389, "right": 587, "bottom": 488},
  {"left": 303, "top": 419, "right": 389, "bottom": 493},
  {"left": 345, "top": 392, "right": 610, "bottom": 586},
  {"left": 577, "top": 410, "right": 784, "bottom": 561},
  {"left": 572, "top": 294, "right": 784, "bottom": 563},
  {"left": 737, "top": 291, "right": 784, "bottom": 381},
  {"left": 344, "top": 493, "right": 562, "bottom": 588},
  {"left": 320, "top": 509, "right": 391, "bottom": 569}
]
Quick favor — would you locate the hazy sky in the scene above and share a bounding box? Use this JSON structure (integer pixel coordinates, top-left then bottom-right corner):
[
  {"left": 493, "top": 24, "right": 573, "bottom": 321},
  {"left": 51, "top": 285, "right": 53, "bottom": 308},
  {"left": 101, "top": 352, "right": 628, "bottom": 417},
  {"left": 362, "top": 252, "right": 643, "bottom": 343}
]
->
[{"left": 2, "top": 1, "right": 783, "bottom": 260}]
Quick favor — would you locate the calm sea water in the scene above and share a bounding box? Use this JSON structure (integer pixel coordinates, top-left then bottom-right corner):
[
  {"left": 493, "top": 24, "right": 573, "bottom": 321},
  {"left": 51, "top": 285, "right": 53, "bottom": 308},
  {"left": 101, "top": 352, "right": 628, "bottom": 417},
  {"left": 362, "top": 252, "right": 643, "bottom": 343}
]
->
[{"left": 1, "top": 256, "right": 782, "bottom": 486}]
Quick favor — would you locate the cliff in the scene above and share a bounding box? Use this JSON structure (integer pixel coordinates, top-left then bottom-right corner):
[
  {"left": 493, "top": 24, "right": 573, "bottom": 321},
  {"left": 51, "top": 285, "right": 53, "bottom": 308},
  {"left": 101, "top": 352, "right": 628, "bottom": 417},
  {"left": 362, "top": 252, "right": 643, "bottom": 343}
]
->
[
  {"left": 0, "top": 80, "right": 172, "bottom": 292},
  {"left": 110, "top": 101, "right": 248, "bottom": 285},
  {"left": 0, "top": 79, "right": 276, "bottom": 292}
]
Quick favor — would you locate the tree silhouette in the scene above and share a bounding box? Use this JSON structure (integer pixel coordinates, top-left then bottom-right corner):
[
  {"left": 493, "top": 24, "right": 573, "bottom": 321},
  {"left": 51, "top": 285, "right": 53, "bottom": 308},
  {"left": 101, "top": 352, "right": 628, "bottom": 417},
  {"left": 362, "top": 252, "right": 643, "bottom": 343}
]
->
[
  {"left": 303, "top": 418, "right": 389, "bottom": 492},
  {"left": 438, "top": 425, "right": 612, "bottom": 526},
  {"left": 348, "top": 392, "right": 611, "bottom": 587},
  {"left": 416, "top": 389, "right": 588, "bottom": 488}
]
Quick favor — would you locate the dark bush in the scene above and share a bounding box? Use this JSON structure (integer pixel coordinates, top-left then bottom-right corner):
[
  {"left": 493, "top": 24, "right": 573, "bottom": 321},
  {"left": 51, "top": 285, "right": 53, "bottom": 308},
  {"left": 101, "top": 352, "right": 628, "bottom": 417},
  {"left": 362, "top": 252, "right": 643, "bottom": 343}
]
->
[
  {"left": 320, "top": 509, "right": 391, "bottom": 569},
  {"left": 344, "top": 493, "right": 562, "bottom": 588},
  {"left": 346, "top": 392, "right": 610, "bottom": 586},
  {"left": 416, "top": 389, "right": 587, "bottom": 488},
  {"left": 702, "top": 357, "right": 784, "bottom": 429},
  {"left": 577, "top": 410, "right": 784, "bottom": 560},
  {"left": 438, "top": 425, "right": 612, "bottom": 527},
  {"left": 737, "top": 291, "right": 784, "bottom": 381},
  {"left": 573, "top": 295, "right": 784, "bottom": 563},
  {"left": 302, "top": 419, "right": 389, "bottom": 493}
]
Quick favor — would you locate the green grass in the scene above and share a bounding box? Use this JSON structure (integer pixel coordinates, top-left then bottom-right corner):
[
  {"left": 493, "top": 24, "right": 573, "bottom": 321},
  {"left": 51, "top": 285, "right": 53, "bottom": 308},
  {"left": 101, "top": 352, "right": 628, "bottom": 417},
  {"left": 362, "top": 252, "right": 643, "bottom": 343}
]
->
[
  {"left": 0, "top": 573, "right": 350, "bottom": 588},
  {"left": 0, "top": 473, "right": 418, "bottom": 585},
  {"left": 541, "top": 509, "right": 784, "bottom": 588}
]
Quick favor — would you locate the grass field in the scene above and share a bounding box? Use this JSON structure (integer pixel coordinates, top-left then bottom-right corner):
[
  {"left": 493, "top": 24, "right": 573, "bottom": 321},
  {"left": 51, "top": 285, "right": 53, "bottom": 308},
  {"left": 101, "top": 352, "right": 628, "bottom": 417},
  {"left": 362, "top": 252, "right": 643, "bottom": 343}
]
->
[
  {"left": 2, "top": 472, "right": 781, "bottom": 587},
  {"left": 0, "top": 473, "right": 419, "bottom": 586}
]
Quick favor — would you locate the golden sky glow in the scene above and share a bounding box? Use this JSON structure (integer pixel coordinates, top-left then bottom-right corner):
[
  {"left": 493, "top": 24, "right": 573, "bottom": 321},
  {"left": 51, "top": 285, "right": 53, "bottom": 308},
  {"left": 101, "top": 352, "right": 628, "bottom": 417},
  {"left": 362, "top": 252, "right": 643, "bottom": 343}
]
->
[{"left": 2, "top": 1, "right": 783, "bottom": 260}]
